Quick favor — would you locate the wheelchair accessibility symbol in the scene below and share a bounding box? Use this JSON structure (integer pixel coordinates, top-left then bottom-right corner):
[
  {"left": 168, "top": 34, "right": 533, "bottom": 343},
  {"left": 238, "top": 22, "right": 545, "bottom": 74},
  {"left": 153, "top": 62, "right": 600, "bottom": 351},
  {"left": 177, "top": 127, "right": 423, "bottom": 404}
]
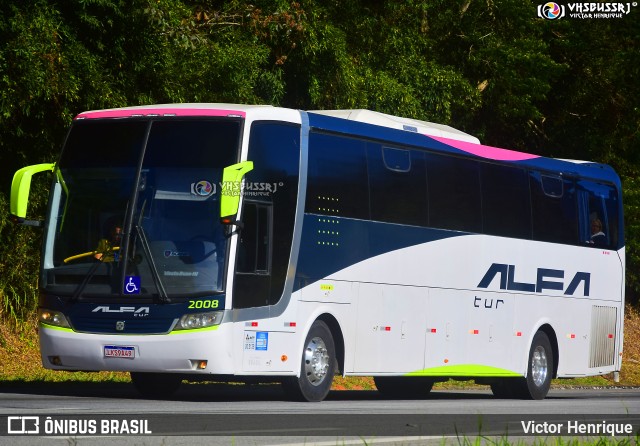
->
[{"left": 124, "top": 276, "right": 140, "bottom": 295}]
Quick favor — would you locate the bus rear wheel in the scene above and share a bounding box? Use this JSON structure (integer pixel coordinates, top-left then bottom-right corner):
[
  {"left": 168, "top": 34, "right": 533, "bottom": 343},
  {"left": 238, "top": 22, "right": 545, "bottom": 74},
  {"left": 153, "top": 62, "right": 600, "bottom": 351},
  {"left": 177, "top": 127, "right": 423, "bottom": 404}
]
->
[
  {"left": 282, "top": 320, "right": 336, "bottom": 402},
  {"left": 374, "top": 376, "right": 434, "bottom": 399},
  {"left": 130, "top": 372, "right": 182, "bottom": 399},
  {"left": 490, "top": 331, "right": 553, "bottom": 400}
]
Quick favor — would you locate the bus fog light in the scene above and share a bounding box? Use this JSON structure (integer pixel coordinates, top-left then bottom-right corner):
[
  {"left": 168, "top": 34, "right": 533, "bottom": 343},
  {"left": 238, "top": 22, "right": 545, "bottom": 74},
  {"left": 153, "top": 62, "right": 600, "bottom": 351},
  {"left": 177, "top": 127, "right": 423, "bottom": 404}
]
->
[
  {"left": 174, "top": 311, "right": 223, "bottom": 331},
  {"left": 38, "top": 309, "right": 71, "bottom": 328},
  {"left": 189, "top": 359, "right": 208, "bottom": 370}
]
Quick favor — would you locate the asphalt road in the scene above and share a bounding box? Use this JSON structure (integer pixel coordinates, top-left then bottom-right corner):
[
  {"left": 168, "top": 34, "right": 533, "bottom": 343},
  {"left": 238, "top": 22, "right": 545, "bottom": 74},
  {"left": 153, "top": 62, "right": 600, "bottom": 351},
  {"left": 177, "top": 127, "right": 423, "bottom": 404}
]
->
[{"left": 0, "top": 382, "right": 638, "bottom": 445}]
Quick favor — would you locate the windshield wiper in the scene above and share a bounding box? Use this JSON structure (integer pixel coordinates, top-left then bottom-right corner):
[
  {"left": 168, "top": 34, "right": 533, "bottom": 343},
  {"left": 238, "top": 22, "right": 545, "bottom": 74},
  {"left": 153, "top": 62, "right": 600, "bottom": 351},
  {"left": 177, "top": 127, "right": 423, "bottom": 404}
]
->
[
  {"left": 133, "top": 223, "right": 170, "bottom": 303},
  {"left": 70, "top": 258, "right": 102, "bottom": 302}
]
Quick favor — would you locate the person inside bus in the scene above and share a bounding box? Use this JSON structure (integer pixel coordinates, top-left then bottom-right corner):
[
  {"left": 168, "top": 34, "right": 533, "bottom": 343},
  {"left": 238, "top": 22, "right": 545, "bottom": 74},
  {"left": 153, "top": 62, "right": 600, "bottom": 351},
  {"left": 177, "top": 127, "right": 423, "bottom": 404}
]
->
[
  {"left": 589, "top": 217, "right": 607, "bottom": 247},
  {"left": 95, "top": 222, "right": 123, "bottom": 262}
]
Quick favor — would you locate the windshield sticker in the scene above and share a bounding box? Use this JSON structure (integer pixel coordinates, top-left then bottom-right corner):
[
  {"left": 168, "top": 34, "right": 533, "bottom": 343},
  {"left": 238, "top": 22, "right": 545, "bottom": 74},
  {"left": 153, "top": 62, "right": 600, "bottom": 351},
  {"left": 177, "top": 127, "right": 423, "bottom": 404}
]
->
[
  {"left": 190, "top": 180, "right": 215, "bottom": 197},
  {"left": 124, "top": 276, "right": 141, "bottom": 295},
  {"left": 164, "top": 250, "right": 190, "bottom": 258},
  {"left": 163, "top": 271, "right": 199, "bottom": 277}
]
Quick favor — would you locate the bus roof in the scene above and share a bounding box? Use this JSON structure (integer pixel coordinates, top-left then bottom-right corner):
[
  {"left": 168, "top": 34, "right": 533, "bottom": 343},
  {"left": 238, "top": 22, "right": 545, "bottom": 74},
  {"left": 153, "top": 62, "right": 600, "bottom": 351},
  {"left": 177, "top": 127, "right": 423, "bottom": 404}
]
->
[
  {"left": 309, "top": 109, "right": 481, "bottom": 144},
  {"left": 74, "top": 103, "right": 275, "bottom": 120}
]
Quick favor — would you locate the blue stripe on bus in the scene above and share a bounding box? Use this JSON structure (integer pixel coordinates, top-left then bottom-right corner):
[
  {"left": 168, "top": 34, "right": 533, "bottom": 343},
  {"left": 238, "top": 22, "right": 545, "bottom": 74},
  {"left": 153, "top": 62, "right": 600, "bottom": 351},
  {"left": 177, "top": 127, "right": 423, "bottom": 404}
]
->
[{"left": 293, "top": 214, "right": 461, "bottom": 291}]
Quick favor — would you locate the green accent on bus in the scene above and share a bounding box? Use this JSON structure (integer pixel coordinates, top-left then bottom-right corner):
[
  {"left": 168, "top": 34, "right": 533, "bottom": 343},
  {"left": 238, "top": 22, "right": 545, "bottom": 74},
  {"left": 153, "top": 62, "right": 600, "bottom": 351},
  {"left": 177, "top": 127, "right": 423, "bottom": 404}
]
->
[
  {"left": 40, "top": 322, "right": 219, "bottom": 335},
  {"left": 170, "top": 325, "right": 220, "bottom": 335},
  {"left": 407, "top": 364, "right": 521, "bottom": 377},
  {"left": 10, "top": 163, "right": 55, "bottom": 218},
  {"left": 220, "top": 161, "right": 254, "bottom": 220},
  {"left": 39, "top": 322, "right": 74, "bottom": 332}
]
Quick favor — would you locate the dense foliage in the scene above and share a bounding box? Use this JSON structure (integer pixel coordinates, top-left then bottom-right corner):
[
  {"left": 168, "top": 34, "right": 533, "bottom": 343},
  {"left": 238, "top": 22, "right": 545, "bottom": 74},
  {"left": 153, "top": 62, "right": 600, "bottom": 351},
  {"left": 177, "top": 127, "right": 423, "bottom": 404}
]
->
[{"left": 1, "top": 0, "right": 639, "bottom": 321}]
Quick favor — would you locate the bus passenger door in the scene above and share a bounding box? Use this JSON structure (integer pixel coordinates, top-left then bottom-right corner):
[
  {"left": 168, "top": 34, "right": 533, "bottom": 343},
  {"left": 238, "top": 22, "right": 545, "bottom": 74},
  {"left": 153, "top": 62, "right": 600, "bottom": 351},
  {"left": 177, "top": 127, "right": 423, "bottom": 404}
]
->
[{"left": 233, "top": 201, "right": 272, "bottom": 308}]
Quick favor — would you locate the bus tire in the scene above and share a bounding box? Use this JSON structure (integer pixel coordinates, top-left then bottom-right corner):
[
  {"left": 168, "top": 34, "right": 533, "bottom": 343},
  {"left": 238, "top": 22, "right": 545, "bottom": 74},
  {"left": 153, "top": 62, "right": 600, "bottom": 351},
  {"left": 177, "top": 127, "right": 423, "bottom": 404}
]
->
[
  {"left": 374, "top": 376, "right": 434, "bottom": 399},
  {"left": 130, "top": 372, "right": 182, "bottom": 399},
  {"left": 512, "top": 331, "right": 554, "bottom": 400},
  {"left": 282, "top": 320, "right": 336, "bottom": 402}
]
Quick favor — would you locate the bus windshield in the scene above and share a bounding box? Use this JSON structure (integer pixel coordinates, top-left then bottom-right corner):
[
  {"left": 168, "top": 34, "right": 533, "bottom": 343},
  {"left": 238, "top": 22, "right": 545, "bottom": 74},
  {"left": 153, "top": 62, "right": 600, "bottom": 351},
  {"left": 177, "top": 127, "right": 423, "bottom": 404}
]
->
[{"left": 42, "top": 118, "right": 241, "bottom": 299}]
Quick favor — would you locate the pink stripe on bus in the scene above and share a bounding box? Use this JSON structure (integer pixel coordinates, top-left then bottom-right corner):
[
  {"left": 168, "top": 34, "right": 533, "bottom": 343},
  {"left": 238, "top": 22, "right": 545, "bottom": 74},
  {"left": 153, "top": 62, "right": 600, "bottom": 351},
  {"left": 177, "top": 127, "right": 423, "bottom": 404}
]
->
[
  {"left": 428, "top": 135, "right": 539, "bottom": 161},
  {"left": 75, "top": 108, "right": 246, "bottom": 120}
]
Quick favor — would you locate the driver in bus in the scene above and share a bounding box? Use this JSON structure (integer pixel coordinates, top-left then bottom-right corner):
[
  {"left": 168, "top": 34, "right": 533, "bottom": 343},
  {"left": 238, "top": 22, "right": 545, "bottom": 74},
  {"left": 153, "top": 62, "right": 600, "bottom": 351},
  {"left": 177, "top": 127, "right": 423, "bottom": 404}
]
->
[
  {"left": 95, "top": 223, "right": 123, "bottom": 262},
  {"left": 589, "top": 217, "right": 607, "bottom": 247}
]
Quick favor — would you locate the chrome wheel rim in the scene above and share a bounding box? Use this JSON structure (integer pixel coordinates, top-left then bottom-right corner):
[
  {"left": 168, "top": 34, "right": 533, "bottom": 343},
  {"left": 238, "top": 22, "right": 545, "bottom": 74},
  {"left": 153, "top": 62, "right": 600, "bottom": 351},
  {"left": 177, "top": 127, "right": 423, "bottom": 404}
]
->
[
  {"left": 304, "top": 336, "right": 329, "bottom": 386},
  {"left": 531, "top": 346, "right": 548, "bottom": 387}
]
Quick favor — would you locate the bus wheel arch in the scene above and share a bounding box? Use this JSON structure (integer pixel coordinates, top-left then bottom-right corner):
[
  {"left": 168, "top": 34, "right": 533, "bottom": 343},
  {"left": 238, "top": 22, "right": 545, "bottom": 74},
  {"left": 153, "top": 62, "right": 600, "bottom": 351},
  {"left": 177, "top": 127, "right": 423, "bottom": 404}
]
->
[
  {"left": 491, "top": 324, "right": 558, "bottom": 400},
  {"left": 282, "top": 315, "right": 342, "bottom": 402}
]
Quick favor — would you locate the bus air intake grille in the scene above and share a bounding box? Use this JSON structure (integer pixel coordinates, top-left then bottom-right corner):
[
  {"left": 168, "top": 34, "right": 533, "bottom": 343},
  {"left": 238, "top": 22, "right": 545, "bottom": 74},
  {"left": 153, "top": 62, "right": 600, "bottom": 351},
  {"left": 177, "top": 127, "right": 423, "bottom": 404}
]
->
[
  {"left": 589, "top": 305, "right": 617, "bottom": 368},
  {"left": 69, "top": 317, "right": 175, "bottom": 334}
]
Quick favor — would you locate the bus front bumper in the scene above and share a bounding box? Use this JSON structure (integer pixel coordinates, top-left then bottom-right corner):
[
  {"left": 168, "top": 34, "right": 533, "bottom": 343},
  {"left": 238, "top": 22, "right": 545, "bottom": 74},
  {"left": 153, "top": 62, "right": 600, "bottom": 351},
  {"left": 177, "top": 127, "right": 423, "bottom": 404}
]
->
[{"left": 38, "top": 324, "right": 234, "bottom": 374}]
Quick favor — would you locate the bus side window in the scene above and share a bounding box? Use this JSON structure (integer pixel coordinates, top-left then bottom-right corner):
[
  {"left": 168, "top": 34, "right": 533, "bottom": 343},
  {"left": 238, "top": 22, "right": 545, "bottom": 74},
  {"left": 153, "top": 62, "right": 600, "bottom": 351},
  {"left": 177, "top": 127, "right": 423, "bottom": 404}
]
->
[
  {"left": 426, "top": 153, "right": 481, "bottom": 233},
  {"left": 306, "top": 132, "right": 369, "bottom": 220},
  {"left": 530, "top": 173, "right": 579, "bottom": 245},
  {"left": 234, "top": 121, "right": 300, "bottom": 309},
  {"left": 578, "top": 180, "right": 618, "bottom": 249},
  {"left": 368, "top": 145, "right": 427, "bottom": 226},
  {"left": 480, "top": 163, "right": 531, "bottom": 239}
]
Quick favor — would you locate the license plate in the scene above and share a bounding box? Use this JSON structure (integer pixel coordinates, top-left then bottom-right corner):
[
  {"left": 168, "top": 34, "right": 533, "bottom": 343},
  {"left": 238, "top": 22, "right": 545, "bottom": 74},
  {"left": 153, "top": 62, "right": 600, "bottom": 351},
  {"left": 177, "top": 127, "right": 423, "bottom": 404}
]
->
[{"left": 104, "top": 345, "right": 135, "bottom": 359}]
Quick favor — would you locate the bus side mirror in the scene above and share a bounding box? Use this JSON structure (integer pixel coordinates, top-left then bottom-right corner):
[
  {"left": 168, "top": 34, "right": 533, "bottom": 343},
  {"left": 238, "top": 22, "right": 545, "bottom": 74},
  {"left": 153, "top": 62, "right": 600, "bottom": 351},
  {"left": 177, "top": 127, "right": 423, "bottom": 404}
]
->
[
  {"left": 220, "top": 161, "right": 254, "bottom": 227},
  {"left": 10, "top": 163, "right": 55, "bottom": 227}
]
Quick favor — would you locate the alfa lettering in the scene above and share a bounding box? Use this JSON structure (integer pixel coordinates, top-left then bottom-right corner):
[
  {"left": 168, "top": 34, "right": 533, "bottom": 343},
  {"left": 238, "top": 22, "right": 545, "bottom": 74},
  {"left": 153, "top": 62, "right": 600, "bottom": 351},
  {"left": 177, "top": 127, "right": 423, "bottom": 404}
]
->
[
  {"left": 478, "top": 263, "right": 590, "bottom": 296},
  {"left": 92, "top": 306, "right": 150, "bottom": 314}
]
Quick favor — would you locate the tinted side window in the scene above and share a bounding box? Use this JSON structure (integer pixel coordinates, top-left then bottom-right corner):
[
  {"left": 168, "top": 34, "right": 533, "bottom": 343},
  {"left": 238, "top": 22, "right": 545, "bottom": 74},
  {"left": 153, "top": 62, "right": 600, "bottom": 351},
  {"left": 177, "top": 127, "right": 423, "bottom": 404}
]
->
[
  {"left": 234, "top": 122, "right": 300, "bottom": 308},
  {"left": 481, "top": 163, "right": 531, "bottom": 239},
  {"left": 605, "top": 189, "right": 620, "bottom": 250},
  {"left": 578, "top": 180, "right": 619, "bottom": 249},
  {"left": 307, "top": 132, "right": 369, "bottom": 220},
  {"left": 426, "top": 153, "right": 481, "bottom": 232},
  {"left": 530, "top": 173, "right": 578, "bottom": 244},
  {"left": 368, "top": 145, "right": 427, "bottom": 226}
]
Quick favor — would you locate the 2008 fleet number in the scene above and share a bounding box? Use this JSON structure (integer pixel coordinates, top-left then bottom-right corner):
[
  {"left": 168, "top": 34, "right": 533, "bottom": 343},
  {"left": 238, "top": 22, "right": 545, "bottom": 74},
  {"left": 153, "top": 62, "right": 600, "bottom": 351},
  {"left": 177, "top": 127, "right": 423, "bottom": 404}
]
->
[{"left": 188, "top": 299, "right": 219, "bottom": 309}]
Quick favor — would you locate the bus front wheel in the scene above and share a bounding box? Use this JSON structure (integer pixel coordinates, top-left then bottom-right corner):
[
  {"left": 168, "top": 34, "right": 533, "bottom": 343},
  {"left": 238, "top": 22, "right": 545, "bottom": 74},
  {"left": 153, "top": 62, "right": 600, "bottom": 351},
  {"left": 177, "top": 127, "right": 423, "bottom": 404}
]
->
[
  {"left": 282, "top": 320, "right": 336, "bottom": 402},
  {"left": 130, "top": 372, "right": 182, "bottom": 399}
]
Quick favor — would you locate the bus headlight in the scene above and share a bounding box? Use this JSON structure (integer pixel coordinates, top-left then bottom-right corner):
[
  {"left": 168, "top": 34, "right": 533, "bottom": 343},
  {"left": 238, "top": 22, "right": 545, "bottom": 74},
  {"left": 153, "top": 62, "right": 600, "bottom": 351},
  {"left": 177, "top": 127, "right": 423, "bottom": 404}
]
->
[
  {"left": 173, "top": 311, "right": 223, "bottom": 331},
  {"left": 38, "top": 308, "right": 71, "bottom": 328}
]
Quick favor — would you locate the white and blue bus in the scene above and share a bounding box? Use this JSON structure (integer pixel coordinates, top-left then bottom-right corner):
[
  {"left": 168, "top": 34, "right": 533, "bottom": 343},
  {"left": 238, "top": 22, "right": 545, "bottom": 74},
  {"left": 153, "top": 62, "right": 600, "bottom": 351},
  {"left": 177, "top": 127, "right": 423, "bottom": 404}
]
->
[{"left": 10, "top": 104, "right": 624, "bottom": 401}]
